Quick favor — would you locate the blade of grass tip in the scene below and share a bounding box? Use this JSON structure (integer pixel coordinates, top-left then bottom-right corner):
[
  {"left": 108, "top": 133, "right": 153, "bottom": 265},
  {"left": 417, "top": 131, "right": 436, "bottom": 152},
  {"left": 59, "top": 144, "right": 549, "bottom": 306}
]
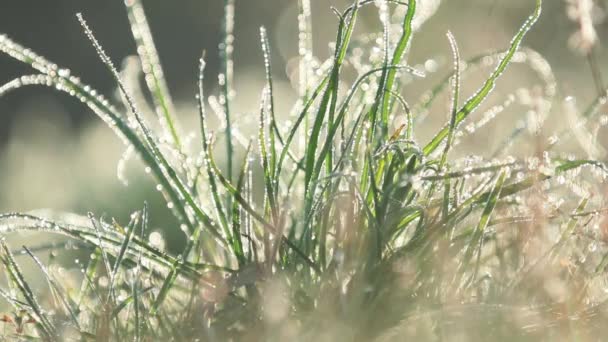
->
[
  {"left": 413, "top": 49, "right": 508, "bottom": 117},
  {"left": 109, "top": 211, "right": 140, "bottom": 301},
  {"left": 198, "top": 53, "right": 232, "bottom": 244},
  {"left": 260, "top": 27, "right": 278, "bottom": 181},
  {"left": 324, "top": 3, "right": 363, "bottom": 178},
  {"left": 439, "top": 31, "right": 461, "bottom": 171},
  {"left": 258, "top": 26, "right": 307, "bottom": 178},
  {"left": 377, "top": 0, "right": 416, "bottom": 138},
  {"left": 555, "top": 159, "right": 608, "bottom": 174},
  {"left": 423, "top": 0, "right": 542, "bottom": 156},
  {"left": 125, "top": 0, "right": 182, "bottom": 149},
  {"left": 0, "top": 239, "right": 56, "bottom": 340},
  {"left": 297, "top": 0, "right": 313, "bottom": 99},
  {"left": 77, "top": 13, "right": 227, "bottom": 245},
  {"left": 424, "top": 31, "right": 461, "bottom": 204},
  {"left": 220, "top": 0, "right": 235, "bottom": 181},
  {"left": 22, "top": 246, "right": 81, "bottom": 331},
  {"left": 459, "top": 171, "right": 506, "bottom": 287},
  {"left": 304, "top": 2, "right": 358, "bottom": 194}
]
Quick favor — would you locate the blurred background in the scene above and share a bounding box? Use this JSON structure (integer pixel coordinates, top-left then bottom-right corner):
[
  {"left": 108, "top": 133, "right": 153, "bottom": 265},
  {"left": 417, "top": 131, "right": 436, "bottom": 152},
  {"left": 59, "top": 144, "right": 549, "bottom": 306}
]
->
[{"left": 0, "top": 0, "right": 606, "bottom": 252}]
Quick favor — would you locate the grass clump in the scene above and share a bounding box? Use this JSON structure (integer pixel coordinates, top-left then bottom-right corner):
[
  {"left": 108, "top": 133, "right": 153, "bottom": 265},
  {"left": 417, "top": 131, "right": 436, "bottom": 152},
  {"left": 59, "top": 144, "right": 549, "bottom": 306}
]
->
[{"left": 1, "top": 0, "right": 608, "bottom": 340}]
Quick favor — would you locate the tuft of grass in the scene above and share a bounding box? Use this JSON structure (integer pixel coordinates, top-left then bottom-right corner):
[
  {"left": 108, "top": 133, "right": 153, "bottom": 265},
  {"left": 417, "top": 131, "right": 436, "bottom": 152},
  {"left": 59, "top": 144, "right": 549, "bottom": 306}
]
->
[{"left": 1, "top": 0, "right": 608, "bottom": 340}]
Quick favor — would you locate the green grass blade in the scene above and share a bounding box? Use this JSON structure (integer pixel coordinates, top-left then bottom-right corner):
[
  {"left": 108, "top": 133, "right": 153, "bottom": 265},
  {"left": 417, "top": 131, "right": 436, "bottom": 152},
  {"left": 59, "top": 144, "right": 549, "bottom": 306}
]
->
[
  {"left": 378, "top": 0, "right": 416, "bottom": 137},
  {"left": 77, "top": 14, "right": 226, "bottom": 246},
  {"left": 150, "top": 258, "right": 180, "bottom": 316},
  {"left": 198, "top": 54, "right": 232, "bottom": 244},
  {"left": 0, "top": 239, "right": 56, "bottom": 340},
  {"left": 231, "top": 145, "right": 252, "bottom": 266},
  {"left": 459, "top": 171, "right": 506, "bottom": 281},
  {"left": 423, "top": 0, "right": 542, "bottom": 156},
  {"left": 304, "top": 2, "right": 359, "bottom": 193},
  {"left": 109, "top": 211, "right": 140, "bottom": 299},
  {"left": 22, "top": 246, "right": 81, "bottom": 331},
  {"left": 221, "top": 0, "right": 236, "bottom": 181},
  {"left": 260, "top": 27, "right": 278, "bottom": 182},
  {"left": 258, "top": 87, "right": 279, "bottom": 223},
  {"left": 125, "top": 0, "right": 182, "bottom": 149}
]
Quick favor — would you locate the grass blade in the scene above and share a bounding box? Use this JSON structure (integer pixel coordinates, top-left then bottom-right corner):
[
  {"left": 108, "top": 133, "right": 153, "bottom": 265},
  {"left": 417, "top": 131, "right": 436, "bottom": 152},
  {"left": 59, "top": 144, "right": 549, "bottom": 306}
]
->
[{"left": 423, "top": 0, "right": 542, "bottom": 156}]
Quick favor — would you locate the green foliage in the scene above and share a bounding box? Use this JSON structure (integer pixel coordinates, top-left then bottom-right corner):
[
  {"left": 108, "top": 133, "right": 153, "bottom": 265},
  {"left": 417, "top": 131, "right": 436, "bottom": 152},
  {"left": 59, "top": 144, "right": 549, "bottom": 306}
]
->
[{"left": 1, "top": 0, "right": 608, "bottom": 340}]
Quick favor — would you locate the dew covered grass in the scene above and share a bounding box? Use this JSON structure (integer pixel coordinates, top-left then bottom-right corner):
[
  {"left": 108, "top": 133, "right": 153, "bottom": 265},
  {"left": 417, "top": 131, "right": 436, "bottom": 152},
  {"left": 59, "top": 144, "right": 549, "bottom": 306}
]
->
[{"left": 1, "top": 0, "right": 608, "bottom": 340}]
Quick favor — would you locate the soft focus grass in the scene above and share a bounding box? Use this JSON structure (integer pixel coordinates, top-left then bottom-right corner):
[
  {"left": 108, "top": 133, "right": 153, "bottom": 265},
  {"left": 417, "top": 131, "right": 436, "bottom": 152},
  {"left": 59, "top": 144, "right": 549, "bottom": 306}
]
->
[{"left": 1, "top": 0, "right": 608, "bottom": 340}]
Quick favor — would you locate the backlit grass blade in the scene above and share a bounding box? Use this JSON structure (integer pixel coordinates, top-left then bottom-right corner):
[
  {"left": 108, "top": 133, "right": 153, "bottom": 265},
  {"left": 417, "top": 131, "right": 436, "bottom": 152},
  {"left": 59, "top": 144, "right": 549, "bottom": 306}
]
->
[
  {"left": 439, "top": 31, "right": 461, "bottom": 170},
  {"left": 312, "top": 65, "right": 424, "bottom": 194},
  {"left": 150, "top": 258, "right": 180, "bottom": 316},
  {"left": 260, "top": 27, "right": 278, "bottom": 181},
  {"left": 231, "top": 145, "right": 252, "bottom": 266},
  {"left": 22, "top": 246, "right": 81, "bottom": 331},
  {"left": 198, "top": 54, "right": 231, "bottom": 244},
  {"left": 109, "top": 210, "right": 140, "bottom": 298},
  {"left": 206, "top": 145, "right": 320, "bottom": 273},
  {"left": 0, "top": 39, "right": 196, "bottom": 232},
  {"left": 423, "top": 31, "right": 461, "bottom": 205},
  {"left": 304, "top": 1, "right": 359, "bottom": 194},
  {"left": 275, "top": 75, "right": 330, "bottom": 182},
  {"left": 0, "top": 239, "right": 56, "bottom": 340},
  {"left": 221, "top": 0, "right": 236, "bottom": 181},
  {"left": 125, "top": 0, "right": 182, "bottom": 149},
  {"left": 378, "top": 0, "right": 416, "bottom": 137},
  {"left": 78, "top": 248, "right": 100, "bottom": 308},
  {"left": 77, "top": 14, "right": 226, "bottom": 246},
  {"left": 423, "top": 0, "right": 542, "bottom": 156},
  {"left": 459, "top": 171, "right": 506, "bottom": 285},
  {"left": 258, "top": 87, "right": 279, "bottom": 223}
]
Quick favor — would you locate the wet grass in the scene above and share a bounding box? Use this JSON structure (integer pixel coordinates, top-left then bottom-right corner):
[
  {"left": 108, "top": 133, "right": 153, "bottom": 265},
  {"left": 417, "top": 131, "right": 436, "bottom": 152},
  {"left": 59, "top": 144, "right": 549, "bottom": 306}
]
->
[{"left": 1, "top": 0, "right": 608, "bottom": 340}]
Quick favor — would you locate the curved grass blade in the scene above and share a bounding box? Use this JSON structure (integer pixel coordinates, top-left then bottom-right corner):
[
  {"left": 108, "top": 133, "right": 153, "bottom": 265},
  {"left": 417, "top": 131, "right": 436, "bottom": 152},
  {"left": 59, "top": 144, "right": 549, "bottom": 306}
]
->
[
  {"left": 377, "top": 0, "right": 416, "bottom": 137},
  {"left": 0, "top": 42, "right": 198, "bottom": 237},
  {"left": 77, "top": 14, "right": 226, "bottom": 245},
  {"left": 423, "top": 0, "right": 542, "bottom": 156},
  {"left": 304, "top": 1, "right": 359, "bottom": 193}
]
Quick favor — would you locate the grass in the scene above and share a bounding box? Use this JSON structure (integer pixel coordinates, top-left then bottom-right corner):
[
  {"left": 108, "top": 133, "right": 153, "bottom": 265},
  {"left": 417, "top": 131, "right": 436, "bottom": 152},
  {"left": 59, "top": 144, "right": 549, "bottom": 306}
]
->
[{"left": 1, "top": 0, "right": 608, "bottom": 340}]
